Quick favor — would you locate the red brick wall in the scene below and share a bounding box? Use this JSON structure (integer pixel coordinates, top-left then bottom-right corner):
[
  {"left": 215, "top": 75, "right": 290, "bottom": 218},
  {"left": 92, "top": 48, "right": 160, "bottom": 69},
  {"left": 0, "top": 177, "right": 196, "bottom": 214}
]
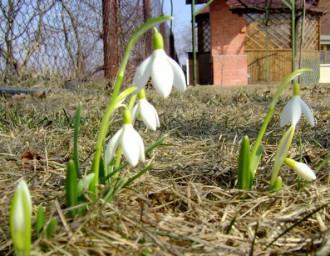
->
[
  {"left": 210, "top": 0, "right": 248, "bottom": 86},
  {"left": 319, "top": 0, "right": 330, "bottom": 35}
]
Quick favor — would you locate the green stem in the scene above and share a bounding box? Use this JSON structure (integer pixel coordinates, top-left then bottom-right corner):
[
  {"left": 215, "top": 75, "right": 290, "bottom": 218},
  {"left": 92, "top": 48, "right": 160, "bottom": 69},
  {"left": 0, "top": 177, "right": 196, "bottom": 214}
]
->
[
  {"left": 90, "top": 16, "right": 172, "bottom": 196},
  {"left": 250, "top": 69, "right": 309, "bottom": 168}
]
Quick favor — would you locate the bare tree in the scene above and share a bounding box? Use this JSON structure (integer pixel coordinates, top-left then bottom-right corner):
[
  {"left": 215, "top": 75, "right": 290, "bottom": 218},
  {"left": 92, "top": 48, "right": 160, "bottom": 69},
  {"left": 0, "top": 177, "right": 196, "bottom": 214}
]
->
[{"left": 103, "top": 0, "right": 120, "bottom": 81}]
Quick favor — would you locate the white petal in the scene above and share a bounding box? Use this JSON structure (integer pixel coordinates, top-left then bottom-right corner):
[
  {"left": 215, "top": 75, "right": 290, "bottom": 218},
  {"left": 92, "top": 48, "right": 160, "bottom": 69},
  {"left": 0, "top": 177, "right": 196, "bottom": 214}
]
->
[
  {"left": 280, "top": 96, "right": 301, "bottom": 127},
  {"left": 132, "top": 104, "right": 139, "bottom": 124},
  {"left": 294, "top": 162, "right": 316, "bottom": 181},
  {"left": 140, "top": 99, "right": 159, "bottom": 131},
  {"left": 13, "top": 193, "right": 25, "bottom": 230},
  {"left": 78, "top": 173, "right": 95, "bottom": 196},
  {"left": 133, "top": 55, "right": 152, "bottom": 89},
  {"left": 105, "top": 129, "right": 122, "bottom": 166},
  {"left": 167, "top": 57, "right": 187, "bottom": 92},
  {"left": 299, "top": 98, "right": 315, "bottom": 127},
  {"left": 138, "top": 134, "right": 145, "bottom": 162},
  {"left": 121, "top": 125, "right": 144, "bottom": 167},
  {"left": 151, "top": 50, "right": 174, "bottom": 98},
  {"left": 17, "top": 180, "right": 32, "bottom": 215}
]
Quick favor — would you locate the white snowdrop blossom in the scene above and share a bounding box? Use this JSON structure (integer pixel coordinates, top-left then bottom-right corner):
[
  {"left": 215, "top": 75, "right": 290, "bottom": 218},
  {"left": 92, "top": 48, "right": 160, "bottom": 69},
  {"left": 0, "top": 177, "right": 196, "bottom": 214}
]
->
[
  {"left": 133, "top": 30, "right": 186, "bottom": 98},
  {"left": 105, "top": 110, "right": 145, "bottom": 167},
  {"left": 132, "top": 90, "right": 160, "bottom": 131},
  {"left": 284, "top": 158, "right": 316, "bottom": 181},
  {"left": 10, "top": 180, "right": 32, "bottom": 255},
  {"left": 280, "top": 83, "right": 315, "bottom": 127}
]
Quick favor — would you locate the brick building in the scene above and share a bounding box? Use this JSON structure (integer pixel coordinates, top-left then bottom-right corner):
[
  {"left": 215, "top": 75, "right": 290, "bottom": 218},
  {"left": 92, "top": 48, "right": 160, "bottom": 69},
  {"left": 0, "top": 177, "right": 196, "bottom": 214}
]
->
[{"left": 187, "top": 0, "right": 324, "bottom": 86}]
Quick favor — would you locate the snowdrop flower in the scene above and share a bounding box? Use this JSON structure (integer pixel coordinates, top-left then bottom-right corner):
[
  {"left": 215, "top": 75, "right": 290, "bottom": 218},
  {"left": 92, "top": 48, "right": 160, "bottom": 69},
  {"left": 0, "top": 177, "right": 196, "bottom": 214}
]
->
[
  {"left": 10, "top": 180, "right": 32, "bottom": 256},
  {"left": 132, "top": 89, "right": 160, "bottom": 131},
  {"left": 280, "top": 82, "right": 315, "bottom": 127},
  {"left": 133, "top": 28, "right": 186, "bottom": 98},
  {"left": 284, "top": 158, "right": 316, "bottom": 181},
  {"left": 105, "top": 109, "right": 145, "bottom": 167}
]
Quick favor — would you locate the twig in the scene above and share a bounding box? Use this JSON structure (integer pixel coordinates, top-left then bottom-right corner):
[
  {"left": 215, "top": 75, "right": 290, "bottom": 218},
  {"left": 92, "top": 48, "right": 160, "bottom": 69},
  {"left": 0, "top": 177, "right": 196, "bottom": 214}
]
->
[{"left": 265, "top": 203, "right": 328, "bottom": 249}]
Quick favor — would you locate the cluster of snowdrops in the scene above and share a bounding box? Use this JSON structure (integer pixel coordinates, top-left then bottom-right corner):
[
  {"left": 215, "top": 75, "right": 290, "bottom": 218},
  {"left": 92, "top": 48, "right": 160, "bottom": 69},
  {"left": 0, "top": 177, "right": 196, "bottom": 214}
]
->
[{"left": 9, "top": 16, "right": 318, "bottom": 256}]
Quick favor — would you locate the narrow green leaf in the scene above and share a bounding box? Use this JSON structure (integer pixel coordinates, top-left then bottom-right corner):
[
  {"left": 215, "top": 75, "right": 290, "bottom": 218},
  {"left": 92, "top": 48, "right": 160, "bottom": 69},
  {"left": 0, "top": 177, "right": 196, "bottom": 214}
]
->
[
  {"left": 123, "top": 163, "right": 152, "bottom": 188},
  {"left": 35, "top": 206, "right": 46, "bottom": 237},
  {"left": 65, "top": 160, "right": 78, "bottom": 216},
  {"left": 270, "top": 126, "right": 295, "bottom": 188},
  {"left": 250, "top": 144, "right": 264, "bottom": 177},
  {"left": 73, "top": 104, "right": 81, "bottom": 177},
  {"left": 238, "top": 136, "right": 252, "bottom": 190},
  {"left": 281, "top": 0, "right": 292, "bottom": 9},
  {"left": 114, "top": 86, "right": 138, "bottom": 107},
  {"left": 272, "top": 176, "right": 283, "bottom": 192},
  {"left": 46, "top": 218, "right": 58, "bottom": 239}
]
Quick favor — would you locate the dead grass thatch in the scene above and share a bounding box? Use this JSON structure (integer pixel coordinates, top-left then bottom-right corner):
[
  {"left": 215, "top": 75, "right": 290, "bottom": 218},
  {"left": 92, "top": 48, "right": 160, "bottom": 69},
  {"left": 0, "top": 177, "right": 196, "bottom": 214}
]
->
[{"left": 0, "top": 82, "right": 329, "bottom": 255}]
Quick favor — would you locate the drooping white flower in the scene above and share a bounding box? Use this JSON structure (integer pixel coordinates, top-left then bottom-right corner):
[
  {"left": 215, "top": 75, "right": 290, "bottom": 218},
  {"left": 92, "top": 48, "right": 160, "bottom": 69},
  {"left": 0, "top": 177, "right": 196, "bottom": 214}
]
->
[
  {"left": 133, "top": 30, "right": 186, "bottom": 98},
  {"left": 280, "top": 82, "right": 315, "bottom": 127},
  {"left": 132, "top": 89, "right": 160, "bottom": 131},
  {"left": 10, "top": 180, "right": 32, "bottom": 255},
  {"left": 105, "top": 110, "right": 145, "bottom": 167},
  {"left": 284, "top": 158, "right": 316, "bottom": 181}
]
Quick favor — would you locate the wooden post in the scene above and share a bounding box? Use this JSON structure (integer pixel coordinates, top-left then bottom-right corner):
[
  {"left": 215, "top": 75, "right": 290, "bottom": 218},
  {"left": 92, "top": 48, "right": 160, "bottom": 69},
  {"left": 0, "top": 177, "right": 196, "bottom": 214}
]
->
[
  {"left": 191, "top": 0, "right": 197, "bottom": 85},
  {"left": 102, "top": 0, "right": 120, "bottom": 81}
]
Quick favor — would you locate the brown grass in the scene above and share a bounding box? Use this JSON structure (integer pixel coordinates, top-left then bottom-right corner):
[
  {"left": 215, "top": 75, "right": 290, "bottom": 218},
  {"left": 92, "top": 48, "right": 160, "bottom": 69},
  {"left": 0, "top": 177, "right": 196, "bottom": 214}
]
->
[{"left": 0, "top": 82, "right": 329, "bottom": 255}]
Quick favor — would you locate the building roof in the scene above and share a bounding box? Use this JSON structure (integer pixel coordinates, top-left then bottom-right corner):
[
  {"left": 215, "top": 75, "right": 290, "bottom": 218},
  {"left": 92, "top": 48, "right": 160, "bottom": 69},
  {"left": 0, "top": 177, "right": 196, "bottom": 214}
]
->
[
  {"left": 186, "top": 0, "right": 325, "bottom": 14},
  {"left": 319, "top": 0, "right": 330, "bottom": 34},
  {"left": 186, "top": 0, "right": 208, "bottom": 4},
  {"left": 227, "top": 0, "right": 324, "bottom": 14}
]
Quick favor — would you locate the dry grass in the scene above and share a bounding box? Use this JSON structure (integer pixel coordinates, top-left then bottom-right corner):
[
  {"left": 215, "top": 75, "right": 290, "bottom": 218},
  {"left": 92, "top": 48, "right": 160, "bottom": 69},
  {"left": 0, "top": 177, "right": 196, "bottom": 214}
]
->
[{"left": 0, "top": 82, "right": 329, "bottom": 255}]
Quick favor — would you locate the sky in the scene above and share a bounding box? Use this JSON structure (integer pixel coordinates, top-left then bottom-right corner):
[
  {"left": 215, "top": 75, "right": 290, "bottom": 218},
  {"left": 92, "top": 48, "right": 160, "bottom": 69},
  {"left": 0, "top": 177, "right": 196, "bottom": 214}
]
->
[
  {"left": 163, "top": 0, "right": 203, "bottom": 63},
  {"left": 163, "top": 0, "right": 192, "bottom": 32}
]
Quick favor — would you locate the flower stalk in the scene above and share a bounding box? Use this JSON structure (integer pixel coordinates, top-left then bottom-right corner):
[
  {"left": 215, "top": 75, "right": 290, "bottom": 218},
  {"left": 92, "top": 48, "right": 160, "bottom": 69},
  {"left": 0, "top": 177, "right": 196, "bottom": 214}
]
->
[{"left": 90, "top": 16, "right": 172, "bottom": 196}]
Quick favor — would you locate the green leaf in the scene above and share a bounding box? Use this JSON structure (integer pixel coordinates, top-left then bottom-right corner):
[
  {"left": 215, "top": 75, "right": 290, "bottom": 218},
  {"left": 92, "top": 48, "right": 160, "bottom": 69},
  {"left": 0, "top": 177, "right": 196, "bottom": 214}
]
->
[
  {"left": 238, "top": 136, "right": 252, "bottom": 190},
  {"left": 46, "top": 218, "right": 58, "bottom": 239},
  {"left": 272, "top": 176, "right": 283, "bottom": 192},
  {"left": 65, "top": 160, "right": 78, "bottom": 216},
  {"left": 73, "top": 104, "right": 81, "bottom": 177},
  {"left": 35, "top": 206, "right": 46, "bottom": 237},
  {"left": 270, "top": 126, "right": 295, "bottom": 188},
  {"left": 114, "top": 86, "right": 138, "bottom": 107},
  {"left": 281, "top": 0, "right": 293, "bottom": 9},
  {"left": 250, "top": 144, "right": 264, "bottom": 177}
]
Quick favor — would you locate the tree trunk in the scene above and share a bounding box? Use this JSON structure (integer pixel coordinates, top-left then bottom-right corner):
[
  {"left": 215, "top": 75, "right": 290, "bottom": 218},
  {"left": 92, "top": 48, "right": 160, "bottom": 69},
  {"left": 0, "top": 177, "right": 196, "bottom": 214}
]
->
[
  {"left": 143, "top": 0, "right": 152, "bottom": 56},
  {"left": 102, "top": 0, "right": 120, "bottom": 81}
]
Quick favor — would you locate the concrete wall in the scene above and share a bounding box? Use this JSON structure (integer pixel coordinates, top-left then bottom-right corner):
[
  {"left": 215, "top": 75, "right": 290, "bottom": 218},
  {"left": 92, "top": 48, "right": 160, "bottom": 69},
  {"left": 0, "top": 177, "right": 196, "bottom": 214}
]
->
[
  {"left": 210, "top": 0, "right": 248, "bottom": 86},
  {"left": 320, "top": 64, "right": 330, "bottom": 83}
]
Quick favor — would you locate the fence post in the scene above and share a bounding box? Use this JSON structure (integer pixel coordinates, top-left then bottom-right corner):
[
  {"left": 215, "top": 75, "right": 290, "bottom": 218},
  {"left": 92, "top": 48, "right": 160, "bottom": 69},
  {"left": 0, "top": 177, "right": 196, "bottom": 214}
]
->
[{"left": 102, "top": 0, "right": 120, "bottom": 81}]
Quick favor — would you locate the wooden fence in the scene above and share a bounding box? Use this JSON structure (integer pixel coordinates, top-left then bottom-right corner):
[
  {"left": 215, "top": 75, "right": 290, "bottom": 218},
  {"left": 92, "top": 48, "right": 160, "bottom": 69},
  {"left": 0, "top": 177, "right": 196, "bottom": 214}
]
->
[{"left": 246, "top": 49, "right": 320, "bottom": 83}]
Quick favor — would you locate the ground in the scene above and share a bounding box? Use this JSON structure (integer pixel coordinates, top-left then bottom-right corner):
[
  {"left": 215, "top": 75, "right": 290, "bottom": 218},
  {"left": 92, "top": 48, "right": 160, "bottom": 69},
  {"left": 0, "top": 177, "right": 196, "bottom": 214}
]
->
[{"left": 0, "top": 82, "right": 329, "bottom": 255}]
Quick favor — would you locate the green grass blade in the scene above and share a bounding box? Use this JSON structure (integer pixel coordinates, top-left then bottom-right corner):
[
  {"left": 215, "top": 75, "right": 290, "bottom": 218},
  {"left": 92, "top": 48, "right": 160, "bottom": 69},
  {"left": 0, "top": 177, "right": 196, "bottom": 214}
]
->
[
  {"left": 35, "top": 206, "right": 46, "bottom": 237},
  {"left": 73, "top": 104, "right": 81, "bottom": 177},
  {"left": 65, "top": 160, "right": 78, "bottom": 216},
  {"left": 46, "top": 218, "right": 58, "bottom": 239},
  {"left": 238, "top": 135, "right": 252, "bottom": 190}
]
